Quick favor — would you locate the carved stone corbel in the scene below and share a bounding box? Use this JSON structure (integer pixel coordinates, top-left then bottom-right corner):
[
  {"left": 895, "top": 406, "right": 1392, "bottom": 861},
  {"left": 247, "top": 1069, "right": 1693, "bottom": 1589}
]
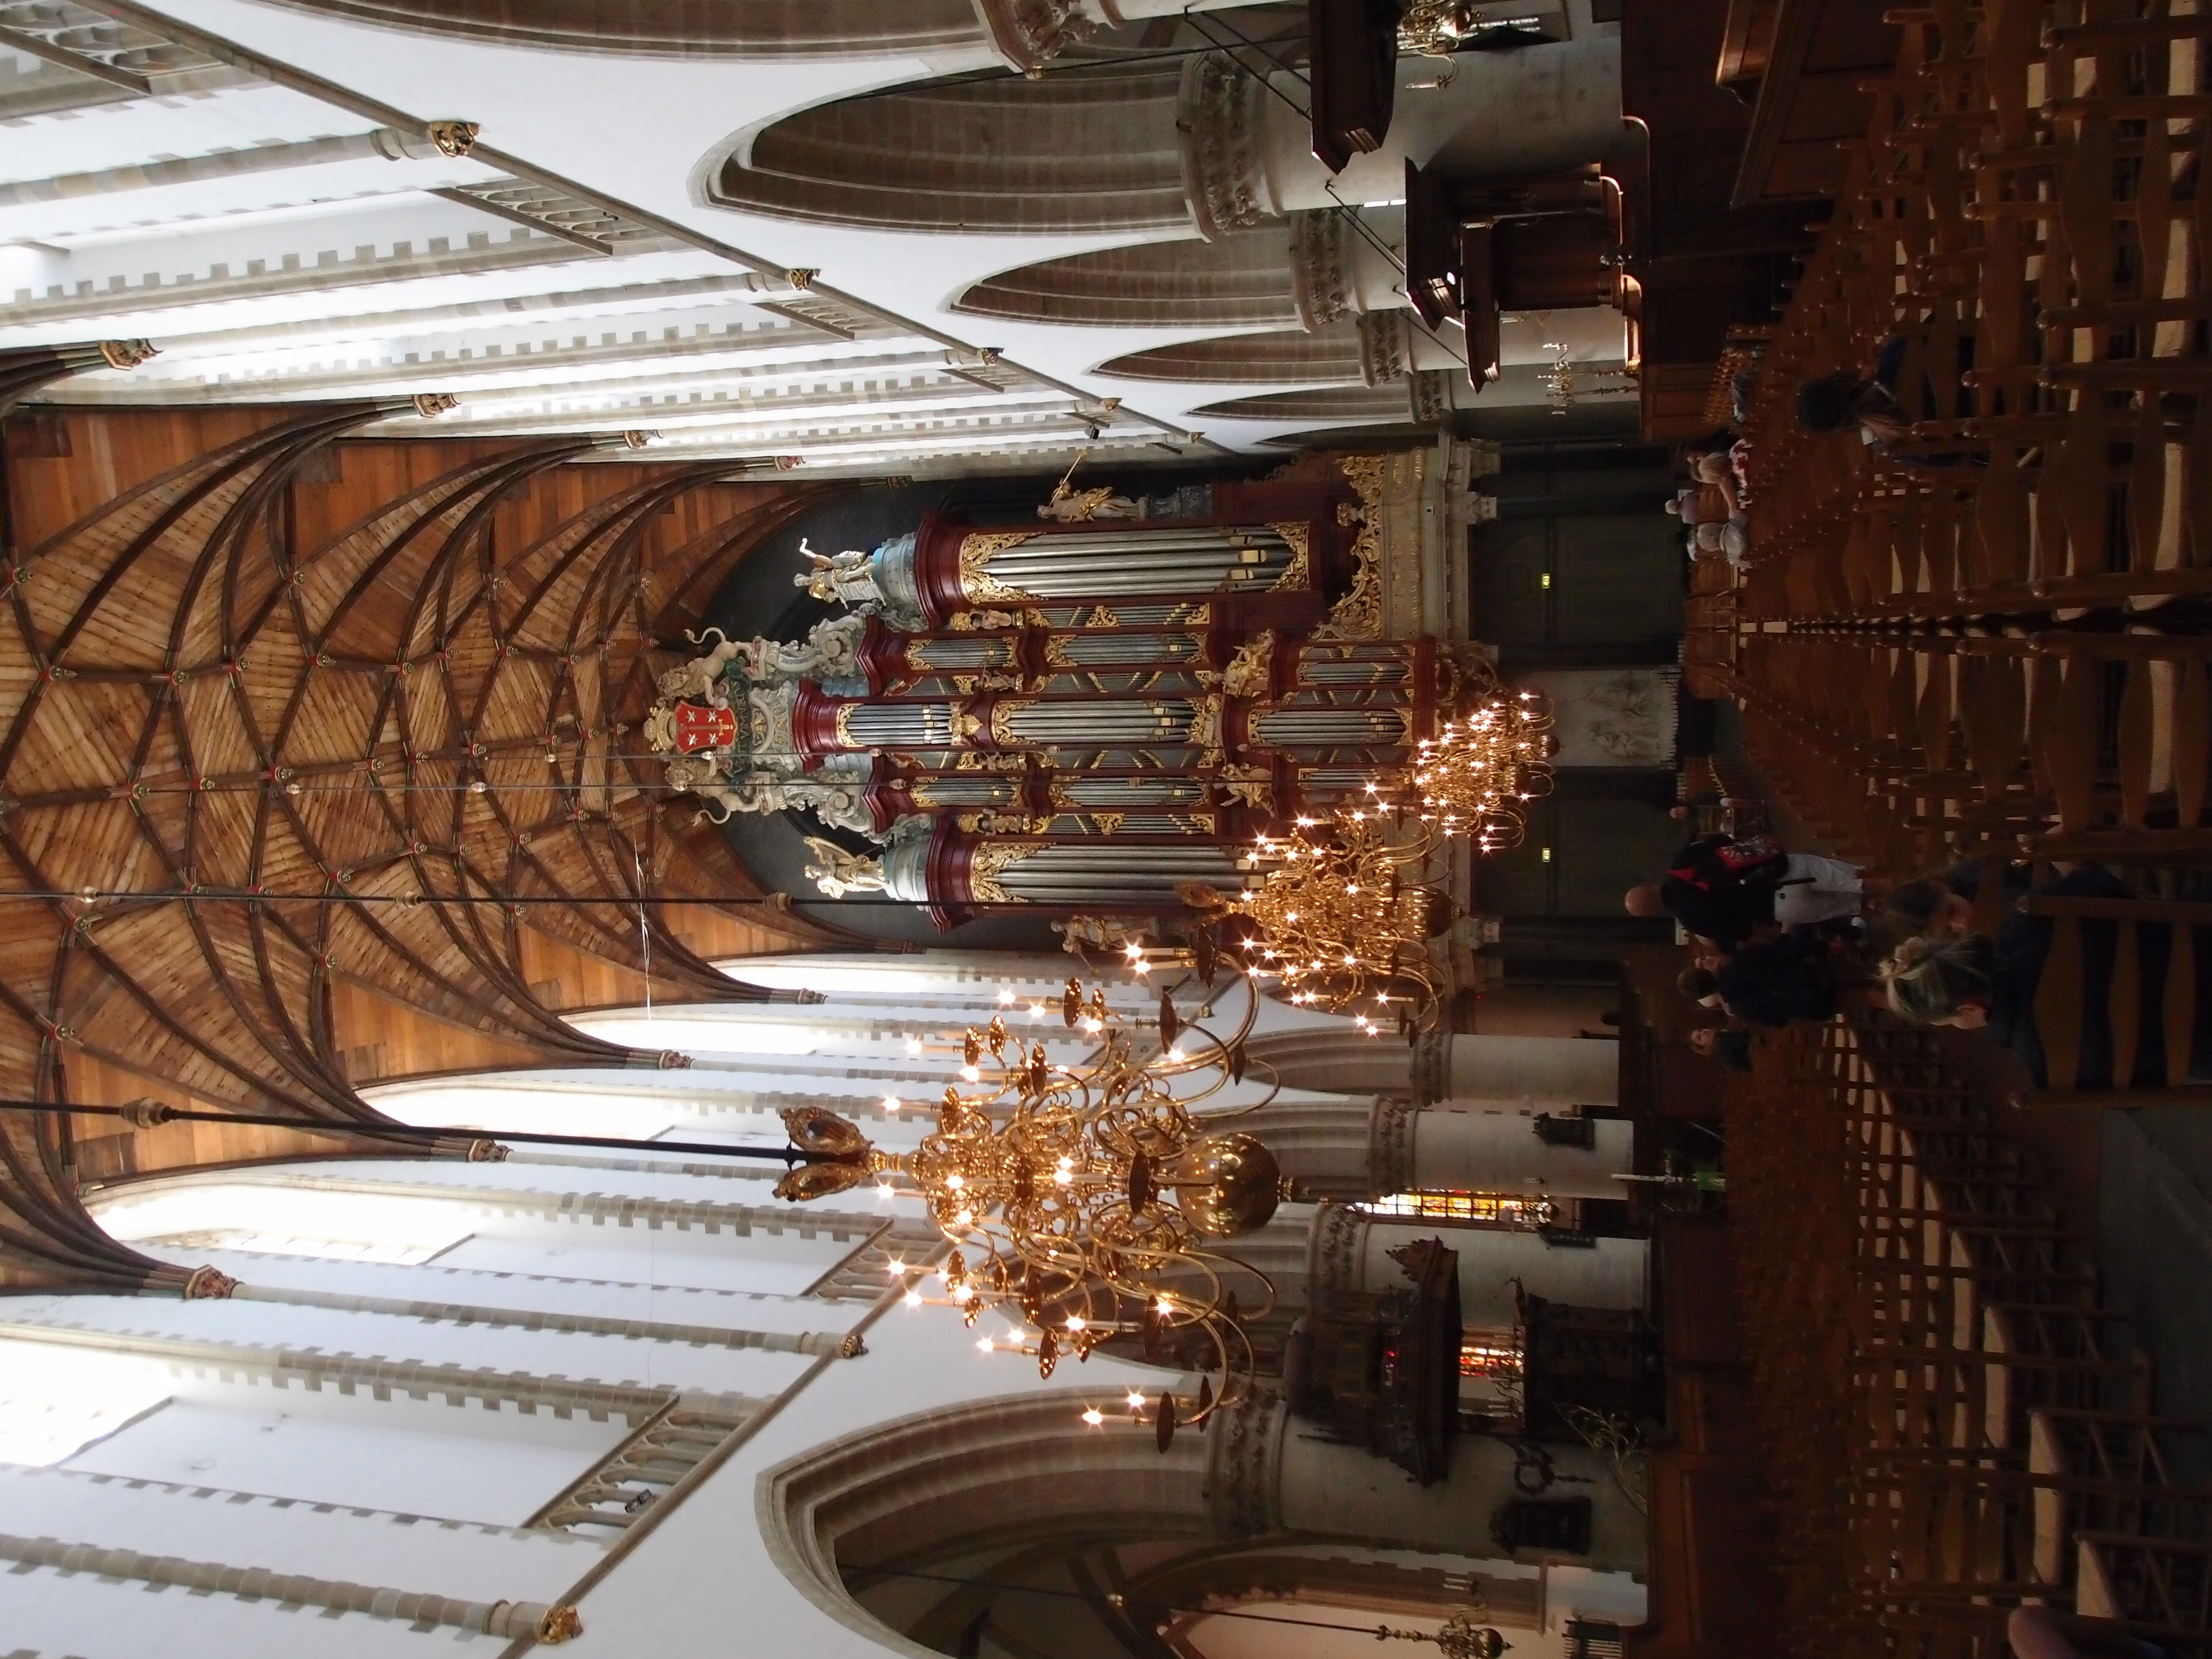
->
[
  {"left": 1179, "top": 53, "right": 1262, "bottom": 241},
  {"left": 1203, "top": 1382, "right": 1284, "bottom": 1537},
  {"left": 1289, "top": 209, "right": 1350, "bottom": 330},
  {"left": 1369, "top": 1096, "right": 1417, "bottom": 1195},
  {"left": 976, "top": 0, "right": 1098, "bottom": 73},
  {"left": 1358, "top": 309, "right": 1412, "bottom": 386}
]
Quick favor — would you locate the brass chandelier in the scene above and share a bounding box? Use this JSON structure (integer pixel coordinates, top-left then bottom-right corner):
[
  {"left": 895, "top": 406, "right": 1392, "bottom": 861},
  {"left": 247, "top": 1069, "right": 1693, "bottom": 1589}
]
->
[
  {"left": 1409, "top": 689, "right": 1555, "bottom": 853},
  {"left": 776, "top": 964, "right": 1284, "bottom": 1444},
  {"left": 1185, "top": 805, "right": 1450, "bottom": 1033},
  {"left": 1172, "top": 685, "right": 1555, "bottom": 1033}
]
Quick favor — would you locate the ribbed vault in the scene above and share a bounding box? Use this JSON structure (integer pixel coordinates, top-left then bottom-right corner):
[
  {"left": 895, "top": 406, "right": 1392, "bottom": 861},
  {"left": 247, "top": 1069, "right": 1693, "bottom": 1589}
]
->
[
  {"left": 1192, "top": 383, "right": 1410, "bottom": 421},
  {"left": 254, "top": 0, "right": 985, "bottom": 56},
  {"left": 954, "top": 226, "right": 1296, "bottom": 327},
  {"left": 1097, "top": 323, "right": 1364, "bottom": 383},
  {"left": 711, "top": 62, "right": 1191, "bottom": 235},
  {"left": 0, "top": 347, "right": 848, "bottom": 1293}
]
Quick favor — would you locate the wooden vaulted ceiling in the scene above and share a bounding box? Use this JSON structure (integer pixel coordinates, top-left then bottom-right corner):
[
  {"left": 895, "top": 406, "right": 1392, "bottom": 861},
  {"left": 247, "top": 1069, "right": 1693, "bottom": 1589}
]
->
[{"left": 0, "top": 344, "right": 853, "bottom": 1292}]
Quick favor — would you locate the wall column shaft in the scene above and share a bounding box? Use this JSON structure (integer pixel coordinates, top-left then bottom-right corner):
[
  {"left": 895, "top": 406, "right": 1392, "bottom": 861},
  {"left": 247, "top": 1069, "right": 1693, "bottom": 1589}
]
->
[
  {"left": 1312, "top": 1206, "right": 1648, "bottom": 1329},
  {"left": 1409, "top": 1105, "right": 1634, "bottom": 1199}
]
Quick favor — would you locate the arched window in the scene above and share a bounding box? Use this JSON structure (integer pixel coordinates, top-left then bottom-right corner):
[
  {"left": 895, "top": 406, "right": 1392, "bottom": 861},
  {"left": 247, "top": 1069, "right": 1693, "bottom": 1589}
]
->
[{"left": 250, "top": 0, "right": 985, "bottom": 57}]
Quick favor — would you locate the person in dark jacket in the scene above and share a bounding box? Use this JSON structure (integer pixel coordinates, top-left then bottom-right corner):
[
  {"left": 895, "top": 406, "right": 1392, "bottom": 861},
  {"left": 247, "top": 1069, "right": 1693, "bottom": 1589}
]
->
[
  {"left": 1885, "top": 856, "right": 2033, "bottom": 939},
  {"left": 1679, "top": 934, "right": 1840, "bottom": 1027},
  {"left": 1717, "top": 932, "right": 1841, "bottom": 1027},
  {"left": 1689, "top": 1025, "right": 1754, "bottom": 1071},
  {"left": 1795, "top": 332, "right": 1980, "bottom": 468}
]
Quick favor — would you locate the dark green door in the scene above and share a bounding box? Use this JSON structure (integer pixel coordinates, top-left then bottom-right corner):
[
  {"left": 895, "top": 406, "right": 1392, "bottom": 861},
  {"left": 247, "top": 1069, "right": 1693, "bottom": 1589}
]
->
[
  {"left": 1471, "top": 514, "right": 1683, "bottom": 652},
  {"left": 1476, "top": 797, "right": 1683, "bottom": 917}
]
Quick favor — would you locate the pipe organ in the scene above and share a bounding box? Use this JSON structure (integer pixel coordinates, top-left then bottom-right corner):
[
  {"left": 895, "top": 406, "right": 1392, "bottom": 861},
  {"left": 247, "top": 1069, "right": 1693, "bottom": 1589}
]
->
[{"left": 650, "top": 463, "right": 1464, "bottom": 919}]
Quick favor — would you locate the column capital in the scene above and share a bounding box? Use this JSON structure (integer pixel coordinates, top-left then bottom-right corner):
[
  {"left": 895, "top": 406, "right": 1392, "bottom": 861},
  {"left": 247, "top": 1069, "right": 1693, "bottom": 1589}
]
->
[
  {"left": 1307, "top": 1201, "right": 1366, "bottom": 1300},
  {"left": 1369, "top": 1096, "right": 1417, "bottom": 1193},
  {"left": 1204, "top": 1382, "right": 1284, "bottom": 1537},
  {"left": 1413, "top": 1030, "right": 1451, "bottom": 1104},
  {"left": 1358, "top": 310, "right": 1412, "bottom": 386},
  {"left": 1289, "top": 209, "right": 1351, "bottom": 329},
  {"left": 1180, "top": 53, "right": 1263, "bottom": 240},
  {"left": 974, "top": 0, "right": 1098, "bottom": 73}
]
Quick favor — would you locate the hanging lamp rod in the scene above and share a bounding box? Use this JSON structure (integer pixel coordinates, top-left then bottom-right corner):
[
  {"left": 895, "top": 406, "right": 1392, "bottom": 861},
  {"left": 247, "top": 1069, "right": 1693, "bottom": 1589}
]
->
[
  {"left": 0, "top": 888, "right": 1085, "bottom": 910},
  {"left": 0, "top": 1098, "right": 833, "bottom": 1168}
]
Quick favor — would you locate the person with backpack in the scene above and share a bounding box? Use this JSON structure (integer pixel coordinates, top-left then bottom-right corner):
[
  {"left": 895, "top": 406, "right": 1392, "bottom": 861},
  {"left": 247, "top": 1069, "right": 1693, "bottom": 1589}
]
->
[{"left": 1625, "top": 833, "right": 1880, "bottom": 950}]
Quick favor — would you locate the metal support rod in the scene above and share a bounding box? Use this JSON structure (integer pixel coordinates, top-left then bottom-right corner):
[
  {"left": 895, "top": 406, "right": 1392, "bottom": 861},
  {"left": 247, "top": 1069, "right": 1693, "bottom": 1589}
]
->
[
  {"left": 0, "top": 888, "right": 1041, "bottom": 909},
  {"left": 0, "top": 1098, "right": 820, "bottom": 1167}
]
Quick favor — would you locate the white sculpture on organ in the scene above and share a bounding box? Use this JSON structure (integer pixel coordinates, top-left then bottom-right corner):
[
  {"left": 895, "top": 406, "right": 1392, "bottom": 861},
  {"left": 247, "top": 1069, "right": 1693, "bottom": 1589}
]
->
[{"left": 794, "top": 538, "right": 888, "bottom": 609}]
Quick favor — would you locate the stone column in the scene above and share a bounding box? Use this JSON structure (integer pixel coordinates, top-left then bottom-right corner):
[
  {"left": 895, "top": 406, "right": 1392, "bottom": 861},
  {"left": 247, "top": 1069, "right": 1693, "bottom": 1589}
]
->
[
  {"left": 1208, "top": 1389, "right": 1643, "bottom": 1575},
  {"left": 1387, "top": 1101, "right": 1635, "bottom": 1201},
  {"left": 1207, "top": 1098, "right": 1628, "bottom": 1204},
  {"left": 1210, "top": 1098, "right": 1378, "bottom": 1202},
  {"left": 0, "top": 1318, "right": 766, "bottom": 1429},
  {"left": 1419, "top": 1032, "right": 1620, "bottom": 1108},
  {"left": 1244, "top": 1028, "right": 1617, "bottom": 1107},
  {"left": 1310, "top": 1205, "right": 1647, "bottom": 1329},
  {"left": 227, "top": 1282, "right": 854, "bottom": 1356},
  {"left": 1289, "top": 209, "right": 1412, "bottom": 329},
  {"left": 0, "top": 127, "right": 450, "bottom": 212}
]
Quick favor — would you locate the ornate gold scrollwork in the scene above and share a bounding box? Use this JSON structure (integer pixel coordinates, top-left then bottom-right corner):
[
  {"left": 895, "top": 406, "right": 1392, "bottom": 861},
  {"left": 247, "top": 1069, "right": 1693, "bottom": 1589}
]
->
[
  {"left": 965, "top": 840, "right": 1047, "bottom": 904},
  {"left": 1313, "top": 455, "right": 1384, "bottom": 641},
  {"left": 958, "top": 532, "right": 1042, "bottom": 603},
  {"left": 1266, "top": 523, "right": 1311, "bottom": 591}
]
